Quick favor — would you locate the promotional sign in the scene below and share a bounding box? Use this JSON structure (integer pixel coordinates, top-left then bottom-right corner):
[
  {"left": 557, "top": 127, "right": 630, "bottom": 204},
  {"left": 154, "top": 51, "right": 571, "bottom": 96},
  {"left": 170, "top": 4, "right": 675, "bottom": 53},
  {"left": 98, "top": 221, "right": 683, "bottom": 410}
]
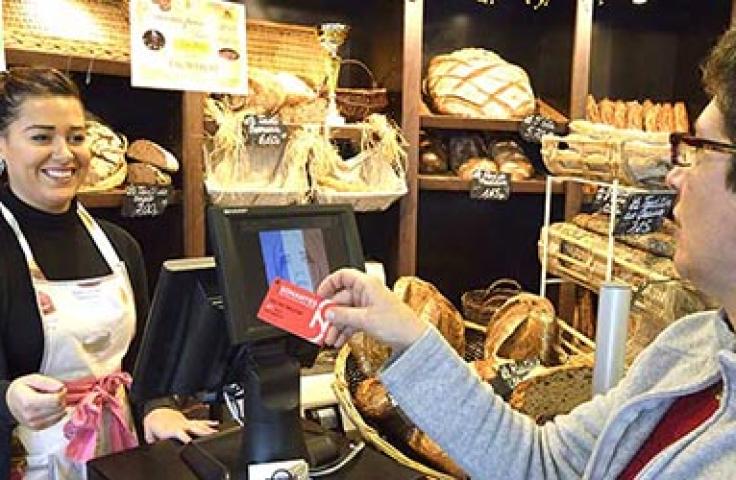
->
[
  {"left": 130, "top": 0, "right": 247, "bottom": 94},
  {"left": 519, "top": 114, "right": 558, "bottom": 144},
  {"left": 612, "top": 192, "right": 676, "bottom": 236}
]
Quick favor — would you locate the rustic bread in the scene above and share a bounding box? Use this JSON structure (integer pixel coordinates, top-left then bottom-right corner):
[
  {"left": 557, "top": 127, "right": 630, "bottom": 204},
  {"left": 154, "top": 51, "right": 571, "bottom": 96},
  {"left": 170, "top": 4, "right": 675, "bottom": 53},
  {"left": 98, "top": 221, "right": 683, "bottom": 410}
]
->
[
  {"left": 426, "top": 48, "right": 535, "bottom": 119},
  {"left": 273, "top": 71, "right": 317, "bottom": 105},
  {"left": 674, "top": 102, "right": 689, "bottom": 133},
  {"left": 127, "top": 139, "right": 180, "bottom": 172},
  {"left": 585, "top": 94, "right": 600, "bottom": 123},
  {"left": 456, "top": 157, "right": 497, "bottom": 180},
  {"left": 348, "top": 332, "right": 392, "bottom": 378},
  {"left": 509, "top": 357, "right": 593, "bottom": 424},
  {"left": 354, "top": 377, "right": 393, "bottom": 419},
  {"left": 394, "top": 276, "right": 466, "bottom": 356},
  {"left": 571, "top": 213, "right": 676, "bottom": 258},
  {"left": 407, "top": 429, "right": 467, "bottom": 479},
  {"left": 81, "top": 120, "right": 128, "bottom": 193},
  {"left": 126, "top": 162, "right": 171, "bottom": 186},
  {"left": 484, "top": 293, "right": 557, "bottom": 366}
]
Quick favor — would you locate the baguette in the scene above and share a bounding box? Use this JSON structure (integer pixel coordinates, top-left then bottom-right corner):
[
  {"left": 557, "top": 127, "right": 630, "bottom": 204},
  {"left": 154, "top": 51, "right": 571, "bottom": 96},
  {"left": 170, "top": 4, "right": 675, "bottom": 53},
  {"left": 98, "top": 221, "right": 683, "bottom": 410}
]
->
[{"left": 674, "top": 102, "right": 689, "bottom": 133}]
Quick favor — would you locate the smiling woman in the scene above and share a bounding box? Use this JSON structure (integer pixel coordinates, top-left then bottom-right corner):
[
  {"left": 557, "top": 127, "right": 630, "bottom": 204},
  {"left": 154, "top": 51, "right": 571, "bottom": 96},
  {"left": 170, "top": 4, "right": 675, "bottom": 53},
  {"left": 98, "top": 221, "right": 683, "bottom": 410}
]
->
[{"left": 0, "top": 68, "right": 217, "bottom": 480}]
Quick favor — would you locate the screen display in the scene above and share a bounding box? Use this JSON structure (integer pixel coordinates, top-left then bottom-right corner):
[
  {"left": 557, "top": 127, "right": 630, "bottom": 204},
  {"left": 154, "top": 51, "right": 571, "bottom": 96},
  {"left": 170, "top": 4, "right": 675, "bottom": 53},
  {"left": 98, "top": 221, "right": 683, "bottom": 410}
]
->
[
  {"left": 210, "top": 207, "right": 362, "bottom": 345},
  {"left": 259, "top": 228, "right": 329, "bottom": 291}
]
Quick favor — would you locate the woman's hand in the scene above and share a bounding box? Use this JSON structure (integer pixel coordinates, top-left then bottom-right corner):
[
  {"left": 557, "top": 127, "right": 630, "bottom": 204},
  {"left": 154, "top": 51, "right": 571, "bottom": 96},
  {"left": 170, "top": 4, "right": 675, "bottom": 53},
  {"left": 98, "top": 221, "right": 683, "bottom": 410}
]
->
[
  {"left": 7, "top": 374, "right": 67, "bottom": 430},
  {"left": 143, "top": 407, "right": 218, "bottom": 444},
  {"left": 317, "top": 268, "right": 428, "bottom": 352}
]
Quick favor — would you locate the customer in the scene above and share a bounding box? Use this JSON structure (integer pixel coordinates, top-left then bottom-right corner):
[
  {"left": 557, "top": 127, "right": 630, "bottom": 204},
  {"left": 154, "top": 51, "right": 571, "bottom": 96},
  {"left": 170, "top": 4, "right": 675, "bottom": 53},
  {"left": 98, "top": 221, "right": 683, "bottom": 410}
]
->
[
  {"left": 318, "top": 28, "right": 736, "bottom": 479},
  {"left": 0, "top": 67, "right": 215, "bottom": 480}
]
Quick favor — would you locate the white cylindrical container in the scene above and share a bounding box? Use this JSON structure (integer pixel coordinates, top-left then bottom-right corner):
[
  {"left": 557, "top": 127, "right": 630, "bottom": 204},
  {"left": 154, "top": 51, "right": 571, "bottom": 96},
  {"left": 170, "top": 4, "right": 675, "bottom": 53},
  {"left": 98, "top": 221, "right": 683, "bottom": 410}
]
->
[{"left": 593, "top": 282, "right": 632, "bottom": 395}]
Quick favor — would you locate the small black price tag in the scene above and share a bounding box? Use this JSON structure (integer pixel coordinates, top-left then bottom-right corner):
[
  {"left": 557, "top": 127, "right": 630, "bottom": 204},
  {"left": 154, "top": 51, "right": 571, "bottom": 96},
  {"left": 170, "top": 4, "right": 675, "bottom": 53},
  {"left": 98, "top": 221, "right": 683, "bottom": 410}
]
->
[
  {"left": 489, "top": 358, "right": 541, "bottom": 400},
  {"left": 121, "top": 184, "right": 171, "bottom": 218},
  {"left": 613, "top": 192, "right": 676, "bottom": 235},
  {"left": 470, "top": 171, "right": 511, "bottom": 201},
  {"left": 519, "top": 114, "right": 558, "bottom": 144},
  {"left": 243, "top": 115, "right": 288, "bottom": 147},
  {"left": 592, "top": 186, "right": 631, "bottom": 214}
]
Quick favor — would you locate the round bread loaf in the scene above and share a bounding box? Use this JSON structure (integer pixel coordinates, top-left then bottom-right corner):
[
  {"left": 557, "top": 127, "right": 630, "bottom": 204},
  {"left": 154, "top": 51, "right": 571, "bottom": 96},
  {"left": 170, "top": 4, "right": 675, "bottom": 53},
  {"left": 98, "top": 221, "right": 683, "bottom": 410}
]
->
[
  {"left": 426, "top": 48, "right": 535, "bottom": 119},
  {"left": 456, "top": 157, "right": 497, "bottom": 181}
]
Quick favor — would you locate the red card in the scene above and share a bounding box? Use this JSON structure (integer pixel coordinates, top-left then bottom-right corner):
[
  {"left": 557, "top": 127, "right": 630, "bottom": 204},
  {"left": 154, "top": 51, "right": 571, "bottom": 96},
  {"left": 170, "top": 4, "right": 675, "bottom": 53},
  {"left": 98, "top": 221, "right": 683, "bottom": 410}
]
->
[{"left": 257, "top": 278, "right": 333, "bottom": 345}]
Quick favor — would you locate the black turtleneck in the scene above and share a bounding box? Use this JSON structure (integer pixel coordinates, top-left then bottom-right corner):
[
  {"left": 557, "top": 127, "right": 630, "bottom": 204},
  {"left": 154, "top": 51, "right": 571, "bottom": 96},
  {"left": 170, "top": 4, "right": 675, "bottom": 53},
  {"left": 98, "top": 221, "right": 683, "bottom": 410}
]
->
[{"left": 0, "top": 185, "right": 149, "bottom": 473}]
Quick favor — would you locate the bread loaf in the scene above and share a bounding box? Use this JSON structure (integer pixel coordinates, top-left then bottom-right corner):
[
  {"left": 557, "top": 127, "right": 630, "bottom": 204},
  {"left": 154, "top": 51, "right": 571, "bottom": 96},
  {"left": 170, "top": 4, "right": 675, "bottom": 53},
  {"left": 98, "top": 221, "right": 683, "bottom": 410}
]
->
[
  {"left": 81, "top": 120, "right": 128, "bottom": 193},
  {"left": 625, "top": 101, "right": 643, "bottom": 130},
  {"left": 571, "top": 213, "right": 676, "bottom": 258},
  {"left": 674, "top": 102, "right": 689, "bottom": 133},
  {"left": 484, "top": 293, "right": 557, "bottom": 366},
  {"left": 394, "top": 277, "right": 466, "bottom": 356},
  {"left": 585, "top": 94, "right": 600, "bottom": 122},
  {"left": 406, "top": 429, "right": 467, "bottom": 479},
  {"left": 354, "top": 378, "right": 393, "bottom": 419},
  {"left": 348, "top": 332, "right": 392, "bottom": 378},
  {"left": 126, "top": 162, "right": 171, "bottom": 186},
  {"left": 127, "top": 139, "right": 180, "bottom": 172},
  {"left": 456, "top": 157, "right": 497, "bottom": 181},
  {"left": 508, "top": 358, "right": 593, "bottom": 424},
  {"left": 426, "top": 48, "right": 535, "bottom": 119}
]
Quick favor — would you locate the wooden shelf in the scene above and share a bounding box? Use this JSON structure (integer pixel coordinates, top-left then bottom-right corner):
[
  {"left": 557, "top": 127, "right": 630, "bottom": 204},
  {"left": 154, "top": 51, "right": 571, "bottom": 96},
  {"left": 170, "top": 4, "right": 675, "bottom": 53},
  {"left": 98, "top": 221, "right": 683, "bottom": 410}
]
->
[
  {"left": 418, "top": 175, "right": 563, "bottom": 194},
  {"left": 78, "top": 189, "right": 182, "bottom": 209},
  {"left": 6, "top": 49, "right": 130, "bottom": 77}
]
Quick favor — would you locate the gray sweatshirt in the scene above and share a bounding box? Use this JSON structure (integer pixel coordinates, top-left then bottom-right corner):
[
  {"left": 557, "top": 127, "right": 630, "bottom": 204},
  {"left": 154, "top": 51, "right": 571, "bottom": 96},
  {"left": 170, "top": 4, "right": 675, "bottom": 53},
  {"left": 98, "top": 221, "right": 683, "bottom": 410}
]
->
[{"left": 380, "top": 310, "right": 736, "bottom": 479}]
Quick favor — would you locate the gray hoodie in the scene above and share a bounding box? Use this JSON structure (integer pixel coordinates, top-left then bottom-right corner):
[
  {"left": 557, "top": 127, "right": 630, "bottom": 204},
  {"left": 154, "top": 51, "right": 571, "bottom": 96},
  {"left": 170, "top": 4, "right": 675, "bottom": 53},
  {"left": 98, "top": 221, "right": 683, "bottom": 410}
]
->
[{"left": 380, "top": 310, "right": 736, "bottom": 479}]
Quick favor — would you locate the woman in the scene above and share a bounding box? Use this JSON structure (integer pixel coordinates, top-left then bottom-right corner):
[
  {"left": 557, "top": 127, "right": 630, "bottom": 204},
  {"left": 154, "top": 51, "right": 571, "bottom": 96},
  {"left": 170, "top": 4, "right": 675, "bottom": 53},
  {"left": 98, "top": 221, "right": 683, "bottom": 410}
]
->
[{"left": 0, "top": 67, "right": 215, "bottom": 480}]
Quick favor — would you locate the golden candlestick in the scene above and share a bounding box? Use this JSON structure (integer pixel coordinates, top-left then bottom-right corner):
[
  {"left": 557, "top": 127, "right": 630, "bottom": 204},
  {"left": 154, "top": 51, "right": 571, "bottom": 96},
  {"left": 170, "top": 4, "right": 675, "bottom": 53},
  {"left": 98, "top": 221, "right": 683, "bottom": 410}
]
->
[{"left": 320, "top": 23, "right": 350, "bottom": 126}]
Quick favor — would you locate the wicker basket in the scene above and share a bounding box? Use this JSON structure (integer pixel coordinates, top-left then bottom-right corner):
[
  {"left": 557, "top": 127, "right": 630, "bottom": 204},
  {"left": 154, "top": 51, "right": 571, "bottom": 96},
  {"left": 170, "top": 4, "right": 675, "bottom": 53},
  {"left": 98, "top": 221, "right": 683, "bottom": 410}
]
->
[
  {"left": 312, "top": 184, "right": 407, "bottom": 212},
  {"left": 333, "top": 320, "right": 594, "bottom": 479},
  {"left": 205, "top": 180, "right": 309, "bottom": 207},
  {"left": 460, "top": 279, "right": 522, "bottom": 325},
  {"left": 246, "top": 20, "right": 328, "bottom": 88},
  {"left": 336, "top": 59, "right": 389, "bottom": 122}
]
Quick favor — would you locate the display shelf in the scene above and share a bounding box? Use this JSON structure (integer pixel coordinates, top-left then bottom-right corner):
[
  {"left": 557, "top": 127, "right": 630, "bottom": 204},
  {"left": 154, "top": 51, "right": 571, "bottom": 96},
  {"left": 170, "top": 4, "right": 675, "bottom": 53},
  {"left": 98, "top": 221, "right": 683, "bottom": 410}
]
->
[
  {"left": 78, "top": 189, "right": 183, "bottom": 209},
  {"left": 419, "top": 99, "right": 568, "bottom": 133},
  {"left": 5, "top": 50, "right": 130, "bottom": 77},
  {"left": 418, "top": 174, "right": 564, "bottom": 194}
]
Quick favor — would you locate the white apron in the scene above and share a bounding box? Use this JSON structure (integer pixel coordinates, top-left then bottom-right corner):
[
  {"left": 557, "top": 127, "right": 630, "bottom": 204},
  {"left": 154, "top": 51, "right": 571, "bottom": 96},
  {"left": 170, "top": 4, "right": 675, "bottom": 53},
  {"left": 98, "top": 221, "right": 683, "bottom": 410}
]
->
[{"left": 0, "top": 202, "right": 138, "bottom": 480}]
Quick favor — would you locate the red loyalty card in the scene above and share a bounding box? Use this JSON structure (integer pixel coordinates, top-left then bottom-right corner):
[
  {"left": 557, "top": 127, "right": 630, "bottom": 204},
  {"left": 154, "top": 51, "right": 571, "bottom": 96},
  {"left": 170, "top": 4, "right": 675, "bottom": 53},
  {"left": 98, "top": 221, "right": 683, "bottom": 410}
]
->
[{"left": 257, "top": 278, "right": 334, "bottom": 345}]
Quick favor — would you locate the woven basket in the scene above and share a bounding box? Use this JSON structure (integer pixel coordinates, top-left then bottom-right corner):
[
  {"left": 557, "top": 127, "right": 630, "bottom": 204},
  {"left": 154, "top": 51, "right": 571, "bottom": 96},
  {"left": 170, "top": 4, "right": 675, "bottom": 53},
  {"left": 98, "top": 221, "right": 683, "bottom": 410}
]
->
[
  {"left": 312, "top": 184, "right": 407, "bottom": 212},
  {"left": 3, "top": 0, "right": 130, "bottom": 62},
  {"left": 460, "top": 279, "right": 522, "bottom": 325},
  {"left": 336, "top": 59, "right": 389, "bottom": 122},
  {"left": 246, "top": 20, "right": 328, "bottom": 88},
  {"left": 333, "top": 319, "right": 594, "bottom": 479}
]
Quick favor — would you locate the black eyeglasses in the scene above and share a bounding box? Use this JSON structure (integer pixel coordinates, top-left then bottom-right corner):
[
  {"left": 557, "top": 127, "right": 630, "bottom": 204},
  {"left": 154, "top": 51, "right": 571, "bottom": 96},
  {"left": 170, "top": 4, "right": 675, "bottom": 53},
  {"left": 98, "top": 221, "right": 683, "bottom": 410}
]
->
[{"left": 670, "top": 132, "right": 736, "bottom": 167}]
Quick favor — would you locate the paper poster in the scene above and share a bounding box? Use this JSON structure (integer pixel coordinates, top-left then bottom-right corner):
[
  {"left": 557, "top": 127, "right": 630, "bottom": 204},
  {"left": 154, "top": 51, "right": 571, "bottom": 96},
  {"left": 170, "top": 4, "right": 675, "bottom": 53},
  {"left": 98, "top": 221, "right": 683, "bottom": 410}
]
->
[{"left": 130, "top": 0, "right": 247, "bottom": 94}]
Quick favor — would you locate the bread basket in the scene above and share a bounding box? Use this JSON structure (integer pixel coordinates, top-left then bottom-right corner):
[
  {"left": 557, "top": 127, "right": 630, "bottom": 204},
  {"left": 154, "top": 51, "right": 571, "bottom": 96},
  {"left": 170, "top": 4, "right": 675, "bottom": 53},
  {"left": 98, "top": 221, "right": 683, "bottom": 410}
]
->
[
  {"left": 460, "top": 279, "right": 523, "bottom": 325},
  {"left": 333, "top": 321, "right": 487, "bottom": 480},
  {"left": 336, "top": 59, "right": 389, "bottom": 122}
]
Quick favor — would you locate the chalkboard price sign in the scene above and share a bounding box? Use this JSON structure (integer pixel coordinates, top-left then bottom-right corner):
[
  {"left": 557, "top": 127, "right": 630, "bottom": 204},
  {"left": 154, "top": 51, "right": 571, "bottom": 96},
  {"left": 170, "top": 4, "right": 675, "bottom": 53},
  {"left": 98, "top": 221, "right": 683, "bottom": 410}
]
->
[
  {"left": 243, "top": 115, "right": 288, "bottom": 147},
  {"left": 592, "top": 186, "right": 631, "bottom": 214},
  {"left": 121, "top": 185, "right": 171, "bottom": 218},
  {"left": 519, "top": 114, "right": 558, "bottom": 144},
  {"left": 613, "top": 192, "right": 676, "bottom": 235},
  {"left": 470, "top": 171, "right": 511, "bottom": 201}
]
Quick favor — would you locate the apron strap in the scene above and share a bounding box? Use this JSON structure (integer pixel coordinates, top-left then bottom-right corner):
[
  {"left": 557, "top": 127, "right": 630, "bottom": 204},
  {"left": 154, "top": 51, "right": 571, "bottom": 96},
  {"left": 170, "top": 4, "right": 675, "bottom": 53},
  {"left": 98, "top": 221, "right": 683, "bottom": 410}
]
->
[
  {"left": 0, "top": 201, "right": 122, "bottom": 278},
  {"left": 76, "top": 204, "right": 121, "bottom": 271}
]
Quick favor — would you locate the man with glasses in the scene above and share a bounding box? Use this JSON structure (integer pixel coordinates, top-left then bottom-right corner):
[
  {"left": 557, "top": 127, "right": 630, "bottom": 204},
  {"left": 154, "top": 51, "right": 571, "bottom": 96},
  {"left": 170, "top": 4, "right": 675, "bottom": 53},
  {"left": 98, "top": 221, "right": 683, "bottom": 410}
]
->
[{"left": 316, "top": 30, "right": 736, "bottom": 480}]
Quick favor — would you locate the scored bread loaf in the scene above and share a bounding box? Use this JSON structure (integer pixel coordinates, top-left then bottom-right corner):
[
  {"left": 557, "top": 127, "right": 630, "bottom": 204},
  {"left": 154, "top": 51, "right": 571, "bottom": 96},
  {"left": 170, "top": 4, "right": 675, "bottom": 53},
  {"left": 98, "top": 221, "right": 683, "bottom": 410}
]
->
[
  {"left": 426, "top": 48, "right": 535, "bottom": 119},
  {"left": 348, "top": 332, "right": 392, "bottom": 378},
  {"left": 484, "top": 293, "right": 557, "bottom": 366},
  {"left": 508, "top": 357, "right": 593, "bottom": 424},
  {"left": 126, "top": 162, "right": 171, "bottom": 186},
  {"left": 393, "top": 277, "right": 466, "bottom": 356}
]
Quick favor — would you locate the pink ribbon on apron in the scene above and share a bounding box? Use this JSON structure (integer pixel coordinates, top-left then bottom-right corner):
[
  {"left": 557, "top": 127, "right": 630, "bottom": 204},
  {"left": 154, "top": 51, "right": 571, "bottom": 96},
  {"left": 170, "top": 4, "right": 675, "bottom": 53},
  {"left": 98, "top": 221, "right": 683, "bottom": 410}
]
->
[{"left": 62, "top": 371, "right": 138, "bottom": 463}]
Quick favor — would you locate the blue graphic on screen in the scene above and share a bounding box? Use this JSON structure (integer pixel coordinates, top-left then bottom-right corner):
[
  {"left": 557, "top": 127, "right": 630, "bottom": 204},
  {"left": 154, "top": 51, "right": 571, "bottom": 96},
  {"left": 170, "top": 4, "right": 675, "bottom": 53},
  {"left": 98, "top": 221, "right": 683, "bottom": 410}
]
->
[{"left": 259, "top": 229, "right": 329, "bottom": 291}]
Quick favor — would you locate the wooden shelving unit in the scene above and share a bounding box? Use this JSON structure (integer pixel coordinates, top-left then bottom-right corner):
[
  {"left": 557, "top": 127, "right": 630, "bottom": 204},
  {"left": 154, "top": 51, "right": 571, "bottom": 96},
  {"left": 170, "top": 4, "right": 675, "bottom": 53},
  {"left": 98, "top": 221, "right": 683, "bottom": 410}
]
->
[
  {"left": 5, "top": 50, "right": 130, "bottom": 77},
  {"left": 418, "top": 175, "right": 563, "bottom": 194}
]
